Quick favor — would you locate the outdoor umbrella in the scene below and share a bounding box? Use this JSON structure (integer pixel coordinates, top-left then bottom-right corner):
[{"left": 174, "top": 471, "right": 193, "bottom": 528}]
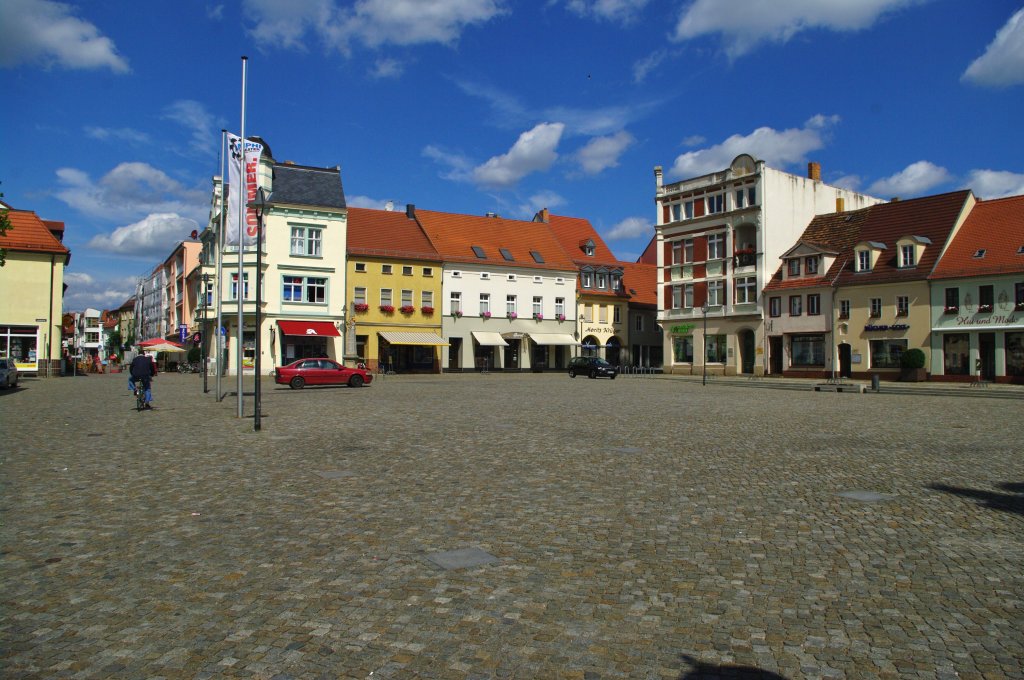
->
[{"left": 137, "top": 338, "right": 187, "bottom": 352}]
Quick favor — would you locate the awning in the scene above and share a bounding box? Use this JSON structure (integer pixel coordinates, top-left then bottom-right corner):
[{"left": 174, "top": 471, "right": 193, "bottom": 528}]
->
[
  {"left": 472, "top": 331, "right": 509, "bottom": 347},
  {"left": 277, "top": 320, "right": 341, "bottom": 337},
  {"left": 528, "top": 333, "right": 580, "bottom": 346},
  {"left": 378, "top": 331, "right": 449, "bottom": 346}
]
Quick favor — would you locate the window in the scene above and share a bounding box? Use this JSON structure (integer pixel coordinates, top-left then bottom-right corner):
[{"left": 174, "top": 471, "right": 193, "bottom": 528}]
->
[
  {"left": 610, "top": 274, "right": 621, "bottom": 291},
  {"left": 230, "top": 273, "right": 249, "bottom": 300},
  {"left": 1006, "top": 332, "right": 1024, "bottom": 376},
  {"left": 871, "top": 339, "right": 907, "bottom": 369},
  {"left": 706, "top": 334, "right": 727, "bottom": 363},
  {"left": 507, "top": 274, "right": 516, "bottom": 282},
  {"left": 583, "top": 242, "right": 595, "bottom": 256},
  {"left": 708, "top": 280, "right": 724, "bottom": 307},
  {"left": 401, "top": 289, "right": 413, "bottom": 307},
  {"left": 613, "top": 306, "right": 620, "bottom": 324},
  {"left": 671, "top": 203, "right": 681, "bottom": 221},
  {"left": 943, "top": 333, "right": 970, "bottom": 374},
  {"left": 900, "top": 244, "right": 916, "bottom": 268},
  {"left": 533, "top": 296, "right": 543, "bottom": 318},
  {"left": 582, "top": 272, "right": 593, "bottom": 288},
  {"left": 672, "top": 241, "right": 682, "bottom": 265},
  {"left": 979, "top": 284, "right": 994, "bottom": 311},
  {"left": 598, "top": 305, "right": 607, "bottom": 323},
  {"left": 421, "top": 291, "right": 433, "bottom": 308},
  {"left": 199, "top": 280, "right": 213, "bottom": 307},
  {"left": 530, "top": 251, "right": 544, "bottom": 263},
  {"left": 973, "top": 249, "right": 986, "bottom": 258},
  {"left": 282, "top": 275, "right": 302, "bottom": 302},
  {"left": 769, "top": 296, "right": 782, "bottom": 318},
  {"left": 354, "top": 262, "right": 367, "bottom": 273},
  {"left": 450, "top": 291, "right": 461, "bottom": 314},
  {"left": 684, "top": 284, "right": 694, "bottom": 309},
  {"left": 596, "top": 273, "right": 607, "bottom": 290},
  {"left": 788, "top": 259, "right": 801, "bottom": 277},
  {"left": 674, "top": 336, "right": 694, "bottom": 363},
  {"left": 533, "top": 276, "right": 542, "bottom": 284},
  {"left": 735, "top": 189, "right": 746, "bottom": 209},
  {"left": 805, "top": 257, "right": 818, "bottom": 275},
  {"left": 555, "top": 297, "right": 565, "bottom": 318},
  {"left": 791, "top": 335, "right": 825, "bottom": 367},
  {"left": 499, "top": 248, "right": 514, "bottom": 261},
  {"left": 808, "top": 294, "right": 821, "bottom": 316},
  {"left": 706, "top": 194, "right": 724, "bottom": 214},
  {"left": 353, "top": 287, "right": 367, "bottom": 305},
  {"left": 684, "top": 200, "right": 694, "bottom": 220},
  {"left": 402, "top": 265, "right": 413, "bottom": 276},
  {"left": 1017, "top": 282, "right": 1024, "bottom": 306},
  {"left": 381, "top": 288, "right": 393, "bottom": 306},
  {"left": 472, "top": 246, "right": 487, "bottom": 259},
  {"left": 672, "top": 285, "right": 682, "bottom": 310},
  {"left": 839, "top": 299, "right": 850, "bottom": 319},
  {"left": 290, "top": 226, "right": 322, "bottom": 257},
  {"left": 683, "top": 239, "right": 694, "bottom": 263},
  {"left": 451, "top": 270, "right": 461, "bottom": 278},
  {"left": 736, "top": 277, "right": 757, "bottom": 304},
  {"left": 635, "top": 314, "right": 643, "bottom": 332},
  {"left": 870, "top": 298, "right": 882, "bottom": 317},
  {"left": 423, "top": 267, "right": 433, "bottom": 277},
  {"left": 583, "top": 304, "right": 592, "bottom": 322},
  {"left": 896, "top": 295, "right": 909, "bottom": 316},
  {"left": 480, "top": 272, "right": 490, "bottom": 280},
  {"left": 789, "top": 295, "right": 802, "bottom": 316},
  {"left": 506, "top": 295, "right": 517, "bottom": 316},
  {"left": 857, "top": 250, "right": 871, "bottom": 272},
  {"left": 747, "top": 187, "right": 756, "bottom": 206},
  {"left": 945, "top": 287, "right": 959, "bottom": 311},
  {"left": 708, "top": 233, "right": 725, "bottom": 259},
  {"left": 382, "top": 264, "right": 393, "bottom": 275}
]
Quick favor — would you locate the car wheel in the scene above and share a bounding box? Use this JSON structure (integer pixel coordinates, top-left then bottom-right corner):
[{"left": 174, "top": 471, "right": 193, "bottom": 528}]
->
[
  {"left": 348, "top": 374, "right": 364, "bottom": 388},
  {"left": 588, "top": 369, "right": 597, "bottom": 379},
  {"left": 289, "top": 376, "right": 305, "bottom": 389},
  {"left": 609, "top": 373, "right": 616, "bottom": 379},
  {"left": 569, "top": 369, "right": 577, "bottom": 378}
]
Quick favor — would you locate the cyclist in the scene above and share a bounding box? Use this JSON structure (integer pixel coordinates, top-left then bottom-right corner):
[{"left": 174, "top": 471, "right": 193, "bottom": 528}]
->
[{"left": 129, "top": 350, "right": 158, "bottom": 410}]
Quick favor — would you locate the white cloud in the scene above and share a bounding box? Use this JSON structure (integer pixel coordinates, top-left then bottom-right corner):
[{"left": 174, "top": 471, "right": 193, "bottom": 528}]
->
[
  {"left": 672, "top": 0, "right": 927, "bottom": 59},
  {"left": 632, "top": 49, "right": 667, "bottom": 83},
  {"left": 244, "top": 0, "right": 506, "bottom": 54},
  {"left": 575, "top": 131, "right": 635, "bottom": 175},
  {"left": 64, "top": 271, "right": 96, "bottom": 286},
  {"left": 515, "top": 190, "right": 566, "bottom": 219},
  {"left": 472, "top": 123, "right": 565, "bottom": 188},
  {"left": 606, "top": 216, "right": 651, "bottom": 240},
  {"left": 423, "top": 144, "right": 475, "bottom": 183},
  {"left": 831, "top": 174, "right": 863, "bottom": 191},
  {"left": 562, "top": 0, "right": 649, "bottom": 23},
  {"left": 347, "top": 194, "right": 401, "bottom": 210},
  {"left": 63, "top": 272, "right": 139, "bottom": 313},
  {"left": 87, "top": 213, "right": 200, "bottom": 256},
  {"left": 0, "top": 0, "right": 129, "bottom": 72},
  {"left": 162, "top": 100, "right": 219, "bottom": 156},
  {"left": 867, "top": 161, "right": 952, "bottom": 197},
  {"left": 682, "top": 135, "right": 706, "bottom": 147},
  {"left": 369, "top": 57, "right": 404, "bottom": 79},
  {"left": 962, "top": 8, "right": 1024, "bottom": 88},
  {"left": 55, "top": 162, "right": 208, "bottom": 223},
  {"left": 964, "top": 169, "right": 1024, "bottom": 199},
  {"left": 85, "top": 126, "right": 151, "bottom": 145},
  {"left": 669, "top": 115, "right": 839, "bottom": 179}
]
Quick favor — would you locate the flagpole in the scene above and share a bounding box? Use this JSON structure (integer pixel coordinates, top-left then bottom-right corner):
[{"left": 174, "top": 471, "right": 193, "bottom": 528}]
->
[
  {"left": 236, "top": 56, "right": 247, "bottom": 418},
  {"left": 216, "top": 129, "right": 226, "bottom": 401}
]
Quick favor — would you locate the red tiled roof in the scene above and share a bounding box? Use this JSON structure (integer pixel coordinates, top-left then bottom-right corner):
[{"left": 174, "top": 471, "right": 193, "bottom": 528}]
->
[
  {"left": 929, "top": 194, "right": 1024, "bottom": 279},
  {"left": 544, "top": 214, "right": 619, "bottom": 266},
  {"left": 0, "top": 209, "right": 71, "bottom": 258},
  {"left": 765, "top": 208, "right": 870, "bottom": 292},
  {"left": 346, "top": 207, "right": 440, "bottom": 260},
  {"left": 619, "top": 261, "right": 658, "bottom": 306},
  {"left": 414, "top": 209, "right": 577, "bottom": 270}
]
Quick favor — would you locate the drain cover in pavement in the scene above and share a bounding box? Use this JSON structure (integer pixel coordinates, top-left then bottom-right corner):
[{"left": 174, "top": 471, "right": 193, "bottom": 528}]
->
[
  {"left": 317, "top": 470, "right": 353, "bottom": 480},
  {"left": 837, "top": 490, "right": 896, "bottom": 502},
  {"left": 425, "top": 547, "right": 499, "bottom": 570}
]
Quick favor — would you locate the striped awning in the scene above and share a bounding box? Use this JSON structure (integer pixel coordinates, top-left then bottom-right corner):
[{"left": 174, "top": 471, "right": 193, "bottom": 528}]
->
[
  {"left": 528, "top": 333, "right": 579, "bottom": 346},
  {"left": 471, "top": 331, "right": 509, "bottom": 347},
  {"left": 377, "top": 331, "right": 449, "bottom": 346}
]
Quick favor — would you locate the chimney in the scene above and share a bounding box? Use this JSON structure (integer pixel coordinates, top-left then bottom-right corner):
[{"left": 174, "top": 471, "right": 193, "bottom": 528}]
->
[
  {"left": 405, "top": 203, "right": 416, "bottom": 219},
  {"left": 808, "top": 162, "right": 821, "bottom": 182},
  {"left": 534, "top": 207, "right": 550, "bottom": 223},
  {"left": 654, "top": 165, "right": 663, "bottom": 189},
  {"left": 835, "top": 197, "right": 845, "bottom": 213}
]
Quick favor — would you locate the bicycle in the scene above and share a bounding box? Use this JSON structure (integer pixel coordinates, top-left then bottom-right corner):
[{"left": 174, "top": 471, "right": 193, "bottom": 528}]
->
[
  {"left": 134, "top": 381, "right": 147, "bottom": 411},
  {"left": 177, "top": 362, "right": 201, "bottom": 374}
]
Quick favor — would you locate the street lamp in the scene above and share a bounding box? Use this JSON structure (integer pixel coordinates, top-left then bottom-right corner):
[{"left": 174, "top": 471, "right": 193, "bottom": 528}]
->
[
  {"left": 249, "top": 186, "right": 272, "bottom": 432},
  {"left": 701, "top": 302, "right": 709, "bottom": 386}
]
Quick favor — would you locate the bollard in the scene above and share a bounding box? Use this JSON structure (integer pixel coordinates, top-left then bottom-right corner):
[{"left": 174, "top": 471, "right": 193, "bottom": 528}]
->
[{"left": 871, "top": 374, "right": 880, "bottom": 392}]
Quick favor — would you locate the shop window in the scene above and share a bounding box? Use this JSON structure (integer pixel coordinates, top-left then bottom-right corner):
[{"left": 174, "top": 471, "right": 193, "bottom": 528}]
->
[
  {"left": 943, "top": 333, "right": 970, "bottom": 375},
  {"left": 791, "top": 334, "right": 825, "bottom": 367},
  {"left": 870, "top": 339, "right": 907, "bottom": 369}
]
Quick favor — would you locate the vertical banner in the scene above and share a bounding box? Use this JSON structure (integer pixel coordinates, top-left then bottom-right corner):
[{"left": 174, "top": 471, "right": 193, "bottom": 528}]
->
[{"left": 225, "top": 134, "right": 264, "bottom": 246}]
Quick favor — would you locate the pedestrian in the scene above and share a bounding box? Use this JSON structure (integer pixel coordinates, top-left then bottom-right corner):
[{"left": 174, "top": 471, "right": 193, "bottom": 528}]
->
[{"left": 129, "top": 349, "right": 157, "bottom": 409}]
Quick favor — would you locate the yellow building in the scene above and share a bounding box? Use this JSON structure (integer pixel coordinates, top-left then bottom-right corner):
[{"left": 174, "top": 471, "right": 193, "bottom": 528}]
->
[
  {"left": 0, "top": 205, "right": 70, "bottom": 376},
  {"left": 346, "top": 207, "right": 445, "bottom": 372}
]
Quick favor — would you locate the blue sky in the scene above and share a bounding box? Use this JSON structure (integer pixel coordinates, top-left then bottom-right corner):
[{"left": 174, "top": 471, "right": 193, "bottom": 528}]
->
[{"left": 2, "top": 0, "right": 1022, "bottom": 313}]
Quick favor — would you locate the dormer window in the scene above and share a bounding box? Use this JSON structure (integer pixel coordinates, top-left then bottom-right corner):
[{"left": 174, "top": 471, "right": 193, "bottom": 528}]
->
[
  {"left": 580, "top": 239, "right": 596, "bottom": 257},
  {"left": 900, "top": 244, "right": 916, "bottom": 268},
  {"left": 896, "top": 235, "right": 929, "bottom": 269},
  {"left": 973, "top": 249, "right": 986, "bottom": 258},
  {"left": 855, "top": 241, "right": 886, "bottom": 273},
  {"left": 581, "top": 271, "right": 593, "bottom": 288},
  {"left": 805, "top": 257, "right": 818, "bottom": 275},
  {"left": 788, "top": 259, "right": 801, "bottom": 277},
  {"left": 857, "top": 250, "right": 871, "bottom": 272}
]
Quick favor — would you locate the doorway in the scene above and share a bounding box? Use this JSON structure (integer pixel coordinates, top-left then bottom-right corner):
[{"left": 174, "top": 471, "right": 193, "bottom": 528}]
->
[
  {"left": 739, "top": 329, "right": 755, "bottom": 374},
  {"left": 838, "top": 343, "right": 852, "bottom": 378},
  {"left": 979, "top": 333, "right": 996, "bottom": 380},
  {"left": 769, "top": 336, "right": 783, "bottom": 375},
  {"left": 504, "top": 340, "right": 519, "bottom": 370}
]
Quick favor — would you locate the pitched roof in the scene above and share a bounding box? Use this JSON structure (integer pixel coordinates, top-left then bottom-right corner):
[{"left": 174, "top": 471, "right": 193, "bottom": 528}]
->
[
  {"left": 271, "top": 163, "right": 346, "bottom": 209},
  {"left": 619, "top": 261, "right": 658, "bottom": 306},
  {"left": 543, "top": 214, "right": 619, "bottom": 266},
  {"left": 0, "top": 208, "right": 71, "bottom": 259},
  {"left": 346, "top": 207, "right": 440, "bottom": 260},
  {"left": 414, "top": 209, "right": 577, "bottom": 271},
  {"left": 929, "top": 194, "right": 1024, "bottom": 279},
  {"left": 832, "top": 190, "right": 972, "bottom": 287},
  {"left": 765, "top": 208, "right": 869, "bottom": 292}
]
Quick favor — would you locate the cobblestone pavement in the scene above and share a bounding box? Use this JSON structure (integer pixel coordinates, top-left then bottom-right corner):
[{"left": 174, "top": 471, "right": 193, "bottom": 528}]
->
[{"left": 2, "top": 372, "right": 1022, "bottom": 679}]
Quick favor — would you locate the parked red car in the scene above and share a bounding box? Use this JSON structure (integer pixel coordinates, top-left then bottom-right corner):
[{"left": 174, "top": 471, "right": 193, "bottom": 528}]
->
[{"left": 274, "top": 358, "right": 373, "bottom": 389}]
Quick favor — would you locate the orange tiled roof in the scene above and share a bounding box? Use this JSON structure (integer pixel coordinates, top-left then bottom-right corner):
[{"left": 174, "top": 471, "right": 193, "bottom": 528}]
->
[
  {"left": 619, "top": 261, "right": 658, "bottom": 306},
  {"left": 346, "top": 207, "right": 440, "bottom": 260},
  {"left": 415, "top": 209, "right": 577, "bottom": 271},
  {"left": 0, "top": 208, "right": 71, "bottom": 258},
  {"left": 929, "top": 194, "right": 1024, "bottom": 279},
  {"left": 544, "top": 214, "right": 619, "bottom": 265}
]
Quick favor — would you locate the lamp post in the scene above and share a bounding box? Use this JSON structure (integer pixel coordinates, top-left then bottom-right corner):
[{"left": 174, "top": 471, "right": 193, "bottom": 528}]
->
[
  {"left": 201, "top": 271, "right": 210, "bottom": 394},
  {"left": 701, "top": 302, "right": 709, "bottom": 386},
  {"left": 249, "top": 186, "right": 271, "bottom": 431}
]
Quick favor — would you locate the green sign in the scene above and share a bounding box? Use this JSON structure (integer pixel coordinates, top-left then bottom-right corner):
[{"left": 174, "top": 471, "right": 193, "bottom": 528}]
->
[{"left": 670, "top": 324, "right": 695, "bottom": 335}]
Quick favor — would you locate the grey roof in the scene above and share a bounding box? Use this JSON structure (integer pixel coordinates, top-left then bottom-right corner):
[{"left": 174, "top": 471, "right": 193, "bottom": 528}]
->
[{"left": 271, "top": 163, "right": 346, "bottom": 210}]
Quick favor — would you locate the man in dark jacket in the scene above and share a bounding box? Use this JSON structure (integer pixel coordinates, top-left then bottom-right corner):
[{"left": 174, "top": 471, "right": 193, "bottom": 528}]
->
[{"left": 129, "top": 351, "right": 157, "bottom": 409}]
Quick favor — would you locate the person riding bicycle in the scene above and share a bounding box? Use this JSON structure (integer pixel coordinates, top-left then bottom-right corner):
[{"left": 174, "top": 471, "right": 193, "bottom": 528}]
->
[{"left": 129, "top": 351, "right": 158, "bottom": 409}]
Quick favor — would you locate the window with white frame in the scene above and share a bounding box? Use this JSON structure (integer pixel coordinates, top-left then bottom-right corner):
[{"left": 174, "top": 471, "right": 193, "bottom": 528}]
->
[
  {"left": 706, "top": 193, "right": 724, "bottom": 214},
  {"left": 451, "top": 270, "right": 461, "bottom": 278},
  {"left": 480, "top": 272, "right": 490, "bottom": 280},
  {"left": 708, "top": 279, "right": 725, "bottom": 306},
  {"left": 684, "top": 239, "right": 694, "bottom": 263},
  {"left": 479, "top": 293, "right": 490, "bottom": 315},
  {"left": 230, "top": 273, "right": 249, "bottom": 300},
  {"left": 450, "top": 291, "right": 461, "bottom": 314},
  {"left": 533, "top": 296, "right": 542, "bottom": 318},
  {"left": 401, "top": 289, "right": 413, "bottom": 307},
  {"left": 506, "top": 295, "right": 517, "bottom": 316},
  {"left": 736, "top": 276, "right": 757, "bottom": 304},
  {"left": 354, "top": 287, "right": 367, "bottom": 305},
  {"left": 610, "top": 274, "right": 620, "bottom": 291},
  {"left": 672, "top": 241, "right": 682, "bottom": 264},
  {"left": 896, "top": 295, "right": 909, "bottom": 316},
  {"left": 582, "top": 271, "right": 593, "bottom": 288},
  {"left": 870, "top": 298, "right": 882, "bottom": 317},
  {"left": 598, "top": 305, "right": 607, "bottom": 323},
  {"left": 421, "top": 290, "right": 433, "bottom": 308},
  {"left": 402, "top": 265, "right": 413, "bottom": 276},
  {"left": 839, "top": 299, "right": 851, "bottom": 318},
  {"left": 708, "top": 233, "right": 725, "bottom": 259},
  {"left": 555, "top": 297, "right": 565, "bottom": 317},
  {"left": 900, "top": 244, "right": 916, "bottom": 268},
  {"left": 735, "top": 188, "right": 746, "bottom": 209},
  {"left": 596, "top": 273, "right": 607, "bottom": 289},
  {"left": 671, "top": 203, "right": 681, "bottom": 221},
  {"left": 354, "top": 262, "right": 366, "bottom": 273},
  {"left": 382, "top": 264, "right": 393, "bottom": 275},
  {"left": 672, "top": 285, "right": 682, "bottom": 310},
  {"left": 808, "top": 294, "right": 821, "bottom": 316},
  {"left": 381, "top": 288, "right": 393, "bottom": 307},
  {"left": 805, "top": 257, "right": 818, "bottom": 275},
  {"left": 856, "top": 249, "right": 871, "bottom": 272},
  {"left": 684, "top": 283, "right": 694, "bottom": 309},
  {"left": 684, "top": 200, "right": 694, "bottom": 219},
  {"left": 533, "top": 276, "right": 542, "bottom": 284},
  {"left": 290, "top": 226, "right": 322, "bottom": 256},
  {"left": 507, "top": 274, "right": 516, "bottom": 282}
]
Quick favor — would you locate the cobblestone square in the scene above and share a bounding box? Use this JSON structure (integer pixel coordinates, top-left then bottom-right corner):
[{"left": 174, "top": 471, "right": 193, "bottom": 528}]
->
[{"left": 2, "top": 373, "right": 1022, "bottom": 679}]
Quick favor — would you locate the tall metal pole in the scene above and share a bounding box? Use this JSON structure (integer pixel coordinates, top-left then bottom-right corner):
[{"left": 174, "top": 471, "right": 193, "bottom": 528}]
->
[
  {"left": 216, "top": 130, "right": 226, "bottom": 402},
  {"left": 253, "top": 188, "right": 266, "bottom": 431},
  {"left": 702, "top": 303, "right": 708, "bottom": 386},
  {"left": 236, "top": 56, "right": 248, "bottom": 418},
  {"left": 202, "top": 272, "right": 209, "bottom": 394}
]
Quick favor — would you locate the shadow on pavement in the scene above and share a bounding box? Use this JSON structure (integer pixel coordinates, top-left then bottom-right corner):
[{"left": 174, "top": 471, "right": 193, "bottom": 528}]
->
[
  {"left": 678, "top": 654, "right": 790, "bottom": 679},
  {"left": 928, "top": 482, "right": 1024, "bottom": 516}
]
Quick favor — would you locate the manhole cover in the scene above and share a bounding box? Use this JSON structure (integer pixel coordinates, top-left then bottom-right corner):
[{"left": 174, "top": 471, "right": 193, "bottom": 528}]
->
[
  {"left": 837, "top": 490, "right": 896, "bottom": 502},
  {"left": 425, "top": 547, "right": 499, "bottom": 570},
  {"left": 317, "top": 470, "right": 353, "bottom": 480}
]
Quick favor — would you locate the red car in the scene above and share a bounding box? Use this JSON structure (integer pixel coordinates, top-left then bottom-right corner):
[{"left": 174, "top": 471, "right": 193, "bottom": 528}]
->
[{"left": 274, "top": 358, "right": 373, "bottom": 389}]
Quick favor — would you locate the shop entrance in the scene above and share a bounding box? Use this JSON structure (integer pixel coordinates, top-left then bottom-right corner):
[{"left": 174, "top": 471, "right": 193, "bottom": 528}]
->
[
  {"left": 979, "top": 333, "right": 996, "bottom": 381},
  {"left": 769, "top": 336, "right": 784, "bottom": 375},
  {"left": 739, "top": 329, "right": 756, "bottom": 374},
  {"left": 838, "top": 343, "right": 852, "bottom": 378}
]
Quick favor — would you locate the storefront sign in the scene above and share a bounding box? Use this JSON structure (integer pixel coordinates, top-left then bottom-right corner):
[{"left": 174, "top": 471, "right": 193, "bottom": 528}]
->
[
  {"left": 864, "top": 323, "right": 909, "bottom": 331},
  {"left": 953, "top": 313, "right": 1018, "bottom": 326},
  {"left": 583, "top": 326, "right": 615, "bottom": 334},
  {"left": 670, "top": 324, "right": 695, "bottom": 335}
]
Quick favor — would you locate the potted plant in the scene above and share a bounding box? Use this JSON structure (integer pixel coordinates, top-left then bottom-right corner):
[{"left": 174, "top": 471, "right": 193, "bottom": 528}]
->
[
  {"left": 379, "top": 304, "right": 395, "bottom": 313},
  {"left": 556, "top": 313, "right": 565, "bottom": 322},
  {"left": 482, "top": 310, "right": 491, "bottom": 319},
  {"left": 533, "top": 313, "right": 543, "bottom": 321},
  {"left": 354, "top": 303, "right": 369, "bottom": 313},
  {"left": 399, "top": 305, "right": 416, "bottom": 314},
  {"left": 507, "top": 312, "right": 518, "bottom": 320},
  {"left": 899, "top": 348, "right": 927, "bottom": 382},
  {"left": 421, "top": 306, "right": 434, "bottom": 315},
  {"left": 451, "top": 309, "right": 463, "bottom": 318}
]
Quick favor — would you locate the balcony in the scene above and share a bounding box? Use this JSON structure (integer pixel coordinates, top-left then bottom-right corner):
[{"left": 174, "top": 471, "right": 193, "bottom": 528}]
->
[{"left": 734, "top": 250, "right": 756, "bottom": 267}]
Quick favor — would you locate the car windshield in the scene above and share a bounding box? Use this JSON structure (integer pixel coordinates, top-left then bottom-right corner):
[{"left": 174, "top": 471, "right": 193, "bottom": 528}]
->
[{"left": 592, "top": 359, "right": 611, "bottom": 367}]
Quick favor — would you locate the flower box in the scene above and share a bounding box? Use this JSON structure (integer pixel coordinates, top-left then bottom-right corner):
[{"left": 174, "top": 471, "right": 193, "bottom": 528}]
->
[
  {"left": 482, "top": 311, "right": 492, "bottom": 319},
  {"left": 451, "top": 310, "right": 463, "bottom": 318},
  {"left": 421, "top": 306, "right": 434, "bottom": 314},
  {"left": 977, "top": 304, "right": 993, "bottom": 313},
  {"left": 353, "top": 303, "right": 369, "bottom": 313},
  {"left": 943, "top": 306, "right": 959, "bottom": 314},
  {"left": 533, "top": 313, "right": 543, "bottom": 321},
  {"left": 1016, "top": 302, "right": 1024, "bottom": 311},
  {"left": 399, "top": 305, "right": 416, "bottom": 314},
  {"left": 379, "top": 305, "right": 395, "bottom": 313},
  {"left": 556, "top": 314, "right": 566, "bottom": 322},
  {"left": 507, "top": 312, "right": 518, "bottom": 319}
]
